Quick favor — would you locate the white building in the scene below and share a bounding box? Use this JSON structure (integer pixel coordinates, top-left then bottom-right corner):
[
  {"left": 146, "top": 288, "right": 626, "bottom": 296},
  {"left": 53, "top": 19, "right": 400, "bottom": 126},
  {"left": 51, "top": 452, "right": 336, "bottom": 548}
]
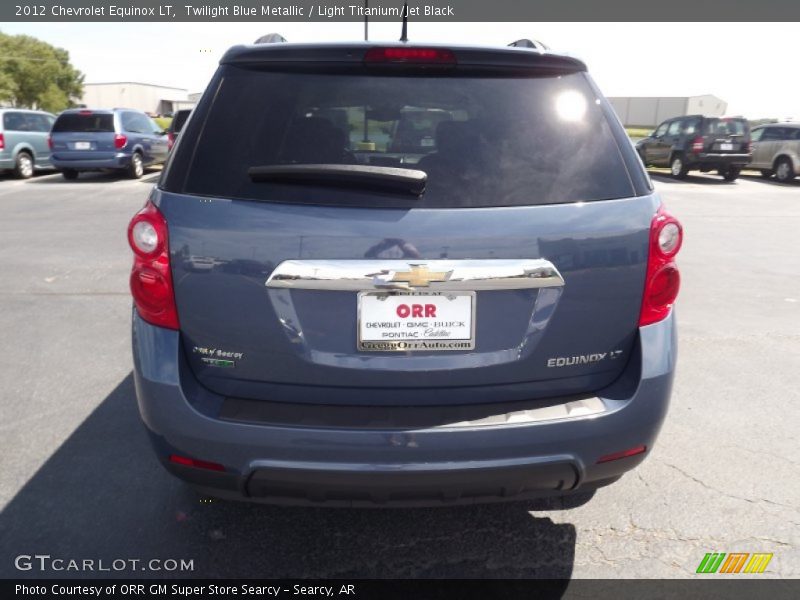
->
[
  {"left": 80, "top": 82, "right": 196, "bottom": 116},
  {"left": 607, "top": 95, "right": 728, "bottom": 128}
]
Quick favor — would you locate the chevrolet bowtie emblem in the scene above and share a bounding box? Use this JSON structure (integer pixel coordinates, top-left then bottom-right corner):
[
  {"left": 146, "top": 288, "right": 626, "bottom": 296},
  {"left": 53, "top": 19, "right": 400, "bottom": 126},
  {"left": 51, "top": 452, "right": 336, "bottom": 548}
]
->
[{"left": 390, "top": 265, "right": 451, "bottom": 287}]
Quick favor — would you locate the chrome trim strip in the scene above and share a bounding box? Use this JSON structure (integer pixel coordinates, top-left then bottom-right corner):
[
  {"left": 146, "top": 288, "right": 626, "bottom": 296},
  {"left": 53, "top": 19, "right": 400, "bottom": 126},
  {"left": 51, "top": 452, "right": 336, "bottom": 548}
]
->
[
  {"left": 265, "top": 259, "right": 564, "bottom": 291},
  {"left": 442, "top": 396, "right": 607, "bottom": 428}
]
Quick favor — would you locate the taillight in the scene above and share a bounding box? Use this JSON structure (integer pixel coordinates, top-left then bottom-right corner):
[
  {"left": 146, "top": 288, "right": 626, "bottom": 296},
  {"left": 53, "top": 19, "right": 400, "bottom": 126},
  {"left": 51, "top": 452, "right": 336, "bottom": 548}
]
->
[
  {"left": 0, "top": 133, "right": 4, "bottom": 150},
  {"left": 639, "top": 205, "right": 683, "bottom": 327},
  {"left": 114, "top": 133, "right": 128, "bottom": 149},
  {"left": 127, "top": 200, "right": 179, "bottom": 330},
  {"left": 691, "top": 136, "right": 704, "bottom": 153},
  {"left": 47, "top": 135, "right": 53, "bottom": 150},
  {"left": 364, "top": 47, "right": 456, "bottom": 64},
  {"left": 167, "top": 131, "right": 175, "bottom": 151}
]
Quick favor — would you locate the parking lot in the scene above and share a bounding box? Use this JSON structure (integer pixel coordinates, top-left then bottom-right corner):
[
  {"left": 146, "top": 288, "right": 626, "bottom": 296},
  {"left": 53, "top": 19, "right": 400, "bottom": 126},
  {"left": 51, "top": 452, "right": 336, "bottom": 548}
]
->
[{"left": 0, "top": 169, "right": 797, "bottom": 579}]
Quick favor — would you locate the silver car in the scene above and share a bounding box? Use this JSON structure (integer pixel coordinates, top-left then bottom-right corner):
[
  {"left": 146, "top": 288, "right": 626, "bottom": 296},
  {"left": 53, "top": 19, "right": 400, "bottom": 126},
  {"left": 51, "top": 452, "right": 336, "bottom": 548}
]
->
[
  {"left": 749, "top": 123, "right": 800, "bottom": 183},
  {"left": 0, "top": 108, "right": 56, "bottom": 179}
]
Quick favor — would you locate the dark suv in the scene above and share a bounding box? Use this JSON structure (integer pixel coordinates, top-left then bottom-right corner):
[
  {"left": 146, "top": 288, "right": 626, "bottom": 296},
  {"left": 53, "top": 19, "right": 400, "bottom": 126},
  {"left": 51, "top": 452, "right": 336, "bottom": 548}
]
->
[
  {"left": 636, "top": 115, "right": 751, "bottom": 181},
  {"left": 167, "top": 109, "right": 192, "bottom": 152},
  {"left": 129, "top": 41, "right": 682, "bottom": 506}
]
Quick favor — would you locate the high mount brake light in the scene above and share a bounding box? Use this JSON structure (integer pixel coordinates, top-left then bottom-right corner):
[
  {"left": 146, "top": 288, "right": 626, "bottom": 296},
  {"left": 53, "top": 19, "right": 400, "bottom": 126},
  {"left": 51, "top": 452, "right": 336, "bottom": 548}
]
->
[
  {"left": 639, "top": 205, "right": 683, "bottom": 327},
  {"left": 364, "top": 47, "right": 457, "bottom": 64},
  {"left": 127, "top": 200, "right": 179, "bottom": 330}
]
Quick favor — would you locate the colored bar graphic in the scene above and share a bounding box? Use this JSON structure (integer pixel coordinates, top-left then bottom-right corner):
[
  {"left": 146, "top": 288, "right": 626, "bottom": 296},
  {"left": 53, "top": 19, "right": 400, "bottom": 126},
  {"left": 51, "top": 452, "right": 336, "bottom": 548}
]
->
[
  {"left": 697, "top": 553, "right": 726, "bottom": 573},
  {"left": 720, "top": 553, "right": 749, "bottom": 573},
  {"left": 697, "top": 552, "right": 773, "bottom": 574},
  {"left": 744, "top": 553, "right": 773, "bottom": 574}
]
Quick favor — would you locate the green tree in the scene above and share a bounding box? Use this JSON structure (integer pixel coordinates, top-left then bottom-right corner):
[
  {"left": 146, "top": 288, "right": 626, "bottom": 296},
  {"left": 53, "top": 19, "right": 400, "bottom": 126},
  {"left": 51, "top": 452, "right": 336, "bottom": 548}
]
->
[
  {"left": 0, "top": 69, "right": 17, "bottom": 104},
  {"left": 0, "top": 31, "right": 83, "bottom": 111}
]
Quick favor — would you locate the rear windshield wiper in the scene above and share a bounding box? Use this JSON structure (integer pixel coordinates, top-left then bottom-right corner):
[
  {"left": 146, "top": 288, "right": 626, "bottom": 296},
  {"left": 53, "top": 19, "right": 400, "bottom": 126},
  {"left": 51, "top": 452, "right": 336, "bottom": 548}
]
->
[{"left": 247, "top": 164, "right": 426, "bottom": 197}]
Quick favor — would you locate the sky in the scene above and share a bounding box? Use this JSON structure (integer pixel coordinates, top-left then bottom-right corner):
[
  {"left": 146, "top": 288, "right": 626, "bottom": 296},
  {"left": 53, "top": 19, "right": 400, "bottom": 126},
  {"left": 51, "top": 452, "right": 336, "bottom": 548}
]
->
[{"left": 0, "top": 21, "right": 797, "bottom": 120}]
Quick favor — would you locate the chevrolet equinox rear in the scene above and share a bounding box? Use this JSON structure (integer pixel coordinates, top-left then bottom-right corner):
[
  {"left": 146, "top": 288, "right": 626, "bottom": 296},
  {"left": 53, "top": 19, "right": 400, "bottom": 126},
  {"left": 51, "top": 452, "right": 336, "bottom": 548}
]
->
[{"left": 129, "top": 41, "right": 682, "bottom": 506}]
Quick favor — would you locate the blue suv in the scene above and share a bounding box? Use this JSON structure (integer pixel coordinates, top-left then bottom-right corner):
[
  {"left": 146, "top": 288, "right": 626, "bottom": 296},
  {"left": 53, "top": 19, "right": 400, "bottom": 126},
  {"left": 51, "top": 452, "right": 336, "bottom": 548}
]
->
[
  {"left": 50, "top": 108, "right": 169, "bottom": 180},
  {"left": 129, "top": 41, "right": 683, "bottom": 506}
]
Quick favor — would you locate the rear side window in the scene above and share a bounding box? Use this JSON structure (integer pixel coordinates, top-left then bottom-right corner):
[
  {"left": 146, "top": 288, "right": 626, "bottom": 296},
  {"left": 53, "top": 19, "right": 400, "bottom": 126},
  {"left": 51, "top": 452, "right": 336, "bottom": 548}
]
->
[
  {"left": 704, "top": 118, "right": 748, "bottom": 136},
  {"left": 171, "top": 67, "right": 635, "bottom": 208},
  {"left": 53, "top": 113, "right": 115, "bottom": 133},
  {"left": 764, "top": 127, "right": 800, "bottom": 141},
  {"left": 683, "top": 118, "right": 701, "bottom": 135},
  {"left": 122, "top": 112, "right": 158, "bottom": 134},
  {"left": 761, "top": 128, "right": 784, "bottom": 141}
]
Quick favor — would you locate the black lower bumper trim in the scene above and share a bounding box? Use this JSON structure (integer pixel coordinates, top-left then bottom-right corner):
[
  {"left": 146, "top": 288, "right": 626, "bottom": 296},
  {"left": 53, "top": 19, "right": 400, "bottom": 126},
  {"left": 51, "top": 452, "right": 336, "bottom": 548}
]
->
[{"left": 244, "top": 460, "right": 580, "bottom": 506}]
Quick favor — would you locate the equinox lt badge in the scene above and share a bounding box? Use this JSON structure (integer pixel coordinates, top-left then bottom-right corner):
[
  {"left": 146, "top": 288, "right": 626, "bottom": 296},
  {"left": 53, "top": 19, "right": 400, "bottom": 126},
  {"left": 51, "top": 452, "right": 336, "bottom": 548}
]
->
[{"left": 547, "top": 350, "right": 623, "bottom": 367}]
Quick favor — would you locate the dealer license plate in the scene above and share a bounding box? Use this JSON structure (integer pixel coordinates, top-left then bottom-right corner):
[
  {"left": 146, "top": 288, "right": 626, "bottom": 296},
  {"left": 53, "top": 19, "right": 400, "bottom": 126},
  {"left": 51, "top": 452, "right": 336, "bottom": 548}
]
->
[{"left": 358, "top": 291, "right": 475, "bottom": 352}]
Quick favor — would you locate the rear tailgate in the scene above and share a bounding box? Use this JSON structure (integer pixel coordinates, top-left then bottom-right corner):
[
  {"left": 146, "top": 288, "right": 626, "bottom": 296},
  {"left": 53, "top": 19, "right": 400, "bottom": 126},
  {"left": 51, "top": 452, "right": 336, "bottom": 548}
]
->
[
  {"left": 701, "top": 117, "right": 750, "bottom": 154},
  {"left": 160, "top": 192, "right": 653, "bottom": 403},
  {"left": 158, "top": 47, "right": 653, "bottom": 405}
]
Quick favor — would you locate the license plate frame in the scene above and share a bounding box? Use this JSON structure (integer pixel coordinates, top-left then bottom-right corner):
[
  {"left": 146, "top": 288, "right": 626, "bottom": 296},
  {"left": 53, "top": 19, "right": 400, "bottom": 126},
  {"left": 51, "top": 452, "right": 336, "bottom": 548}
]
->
[{"left": 357, "top": 290, "right": 476, "bottom": 352}]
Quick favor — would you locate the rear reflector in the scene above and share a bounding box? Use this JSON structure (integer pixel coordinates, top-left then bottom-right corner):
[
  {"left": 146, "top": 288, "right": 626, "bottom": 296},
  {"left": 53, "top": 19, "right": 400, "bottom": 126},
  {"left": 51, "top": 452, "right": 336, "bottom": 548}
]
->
[
  {"left": 364, "top": 47, "right": 456, "bottom": 64},
  {"left": 597, "top": 445, "right": 647, "bottom": 464},
  {"left": 169, "top": 454, "right": 226, "bottom": 472}
]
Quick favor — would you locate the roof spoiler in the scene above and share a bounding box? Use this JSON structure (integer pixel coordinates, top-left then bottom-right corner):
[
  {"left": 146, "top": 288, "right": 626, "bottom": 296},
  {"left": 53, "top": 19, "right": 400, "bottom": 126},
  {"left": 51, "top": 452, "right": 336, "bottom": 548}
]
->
[
  {"left": 508, "top": 39, "right": 549, "bottom": 51},
  {"left": 222, "top": 43, "right": 586, "bottom": 73}
]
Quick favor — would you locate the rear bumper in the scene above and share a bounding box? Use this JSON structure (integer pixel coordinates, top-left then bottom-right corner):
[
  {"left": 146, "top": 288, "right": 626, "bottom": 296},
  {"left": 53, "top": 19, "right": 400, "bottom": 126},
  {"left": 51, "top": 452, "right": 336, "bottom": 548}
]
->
[
  {"left": 51, "top": 153, "right": 132, "bottom": 171},
  {"left": 132, "top": 311, "right": 676, "bottom": 506},
  {"left": 688, "top": 153, "right": 750, "bottom": 169}
]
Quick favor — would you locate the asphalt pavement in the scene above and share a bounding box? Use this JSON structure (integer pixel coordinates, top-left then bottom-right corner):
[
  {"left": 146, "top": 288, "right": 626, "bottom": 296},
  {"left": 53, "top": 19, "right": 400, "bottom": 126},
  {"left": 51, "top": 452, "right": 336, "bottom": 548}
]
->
[{"left": 0, "top": 168, "right": 797, "bottom": 579}]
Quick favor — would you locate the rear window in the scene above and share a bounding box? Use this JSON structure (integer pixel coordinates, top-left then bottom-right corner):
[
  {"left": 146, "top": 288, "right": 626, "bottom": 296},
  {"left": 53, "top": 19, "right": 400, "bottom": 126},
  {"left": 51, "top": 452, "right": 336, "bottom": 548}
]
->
[
  {"left": 704, "top": 118, "right": 748, "bottom": 136},
  {"left": 53, "top": 113, "right": 115, "bottom": 133},
  {"left": 172, "top": 67, "right": 635, "bottom": 208}
]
